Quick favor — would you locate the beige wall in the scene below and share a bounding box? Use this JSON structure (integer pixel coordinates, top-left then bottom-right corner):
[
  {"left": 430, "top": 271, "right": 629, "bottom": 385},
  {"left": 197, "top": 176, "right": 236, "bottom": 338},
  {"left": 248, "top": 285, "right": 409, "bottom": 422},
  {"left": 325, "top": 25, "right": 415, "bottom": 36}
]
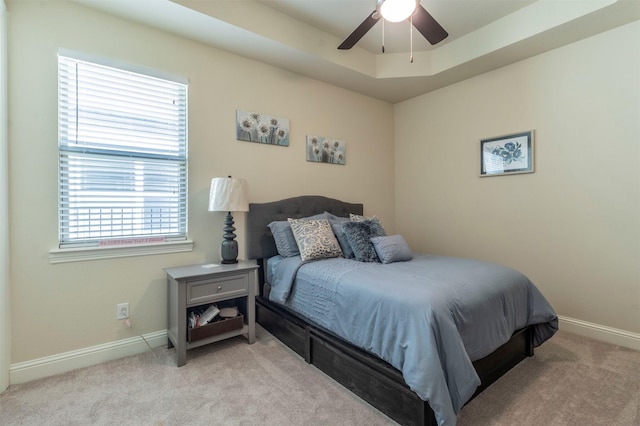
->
[
  {"left": 7, "top": 0, "right": 638, "bottom": 373},
  {"left": 395, "top": 21, "right": 640, "bottom": 334},
  {"left": 7, "top": 1, "right": 394, "bottom": 363}
]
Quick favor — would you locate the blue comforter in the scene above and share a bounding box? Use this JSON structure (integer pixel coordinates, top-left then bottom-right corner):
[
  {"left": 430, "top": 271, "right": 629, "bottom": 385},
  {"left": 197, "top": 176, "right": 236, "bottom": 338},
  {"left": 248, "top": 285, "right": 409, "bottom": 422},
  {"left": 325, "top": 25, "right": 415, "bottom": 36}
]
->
[{"left": 268, "top": 253, "right": 557, "bottom": 426}]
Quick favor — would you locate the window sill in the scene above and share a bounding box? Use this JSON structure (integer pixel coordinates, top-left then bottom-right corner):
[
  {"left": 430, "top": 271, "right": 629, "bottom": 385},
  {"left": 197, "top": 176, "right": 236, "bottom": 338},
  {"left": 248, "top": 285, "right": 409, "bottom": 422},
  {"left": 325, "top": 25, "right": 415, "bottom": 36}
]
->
[{"left": 49, "top": 240, "right": 194, "bottom": 264}]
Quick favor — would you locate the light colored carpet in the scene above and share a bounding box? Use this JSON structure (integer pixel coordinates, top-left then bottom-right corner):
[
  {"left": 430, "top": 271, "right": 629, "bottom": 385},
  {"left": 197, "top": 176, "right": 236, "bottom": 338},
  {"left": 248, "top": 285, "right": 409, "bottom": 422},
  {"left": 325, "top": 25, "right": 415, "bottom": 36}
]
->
[
  {"left": 1, "top": 326, "right": 638, "bottom": 425},
  {"left": 457, "top": 330, "right": 640, "bottom": 426}
]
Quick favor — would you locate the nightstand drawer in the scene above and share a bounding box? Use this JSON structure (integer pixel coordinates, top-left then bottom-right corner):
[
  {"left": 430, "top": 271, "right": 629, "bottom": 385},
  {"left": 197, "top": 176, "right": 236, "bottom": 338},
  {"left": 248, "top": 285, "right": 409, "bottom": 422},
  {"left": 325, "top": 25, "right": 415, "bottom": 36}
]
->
[{"left": 187, "top": 274, "right": 248, "bottom": 305}]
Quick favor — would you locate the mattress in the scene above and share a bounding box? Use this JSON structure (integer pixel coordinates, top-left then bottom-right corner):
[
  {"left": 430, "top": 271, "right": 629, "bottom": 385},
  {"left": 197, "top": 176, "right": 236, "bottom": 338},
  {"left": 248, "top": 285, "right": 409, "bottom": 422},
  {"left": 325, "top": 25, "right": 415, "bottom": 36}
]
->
[{"left": 266, "top": 253, "right": 558, "bottom": 426}]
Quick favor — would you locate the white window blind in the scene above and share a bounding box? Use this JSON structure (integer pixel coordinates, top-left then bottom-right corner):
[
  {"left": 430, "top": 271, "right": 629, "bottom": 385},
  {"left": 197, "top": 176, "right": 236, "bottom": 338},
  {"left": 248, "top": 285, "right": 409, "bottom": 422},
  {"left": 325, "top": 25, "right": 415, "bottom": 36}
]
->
[{"left": 58, "top": 54, "right": 188, "bottom": 248}]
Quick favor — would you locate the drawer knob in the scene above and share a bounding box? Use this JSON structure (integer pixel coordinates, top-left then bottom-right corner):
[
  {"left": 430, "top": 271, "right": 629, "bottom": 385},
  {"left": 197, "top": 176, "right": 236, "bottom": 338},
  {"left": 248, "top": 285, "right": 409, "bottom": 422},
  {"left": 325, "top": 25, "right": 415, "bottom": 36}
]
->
[{"left": 217, "top": 285, "right": 222, "bottom": 291}]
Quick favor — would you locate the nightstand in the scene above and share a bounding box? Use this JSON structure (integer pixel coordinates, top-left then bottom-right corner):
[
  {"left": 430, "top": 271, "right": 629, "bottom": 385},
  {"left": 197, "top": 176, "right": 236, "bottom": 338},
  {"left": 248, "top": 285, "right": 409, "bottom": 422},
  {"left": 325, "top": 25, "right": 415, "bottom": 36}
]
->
[{"left": 164, "top": 261, "right": 259, "bottom": 366}]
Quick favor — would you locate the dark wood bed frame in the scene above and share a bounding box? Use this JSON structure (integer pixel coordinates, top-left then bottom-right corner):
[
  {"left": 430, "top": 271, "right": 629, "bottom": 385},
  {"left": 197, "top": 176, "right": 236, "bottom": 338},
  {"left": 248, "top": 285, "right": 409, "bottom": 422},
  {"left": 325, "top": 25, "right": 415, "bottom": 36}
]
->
[{"left": 247, "top": 196, "right": 534, "bottom": 426}]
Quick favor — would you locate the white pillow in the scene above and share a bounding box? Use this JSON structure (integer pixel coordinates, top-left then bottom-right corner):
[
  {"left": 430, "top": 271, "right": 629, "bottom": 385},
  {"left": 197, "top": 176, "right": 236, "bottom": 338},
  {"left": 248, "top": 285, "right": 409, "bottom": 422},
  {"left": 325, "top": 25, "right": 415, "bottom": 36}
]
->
[{"left": 349, "top": 213, "right": 379, "bottom": 222}]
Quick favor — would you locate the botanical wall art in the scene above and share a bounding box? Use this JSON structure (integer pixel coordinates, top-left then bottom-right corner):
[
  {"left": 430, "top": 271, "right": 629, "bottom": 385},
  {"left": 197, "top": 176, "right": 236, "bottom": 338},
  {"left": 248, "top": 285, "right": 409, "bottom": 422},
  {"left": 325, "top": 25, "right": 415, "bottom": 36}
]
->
[
  {"left": 306, "top": 135, "right": 346, "bottom": 165},
  {"left": 236, "top": 110, "right": 289, "bottom": 146},
  {"left": 480, "top": 130, "right": 534, "bottom": 176}
]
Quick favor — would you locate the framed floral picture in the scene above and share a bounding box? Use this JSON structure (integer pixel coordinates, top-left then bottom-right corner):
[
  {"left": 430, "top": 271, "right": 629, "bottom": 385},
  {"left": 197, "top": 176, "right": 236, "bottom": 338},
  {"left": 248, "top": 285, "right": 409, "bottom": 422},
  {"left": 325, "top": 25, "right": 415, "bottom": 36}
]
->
[
  {"left": 306, "top": 135, "right": 346, "bottom": 165},
  {"left": 236, "top": 110, "right": 289, "bottom": 146},
  {"left": 480, "top": 130, "right": 534, "bottom": 177}
]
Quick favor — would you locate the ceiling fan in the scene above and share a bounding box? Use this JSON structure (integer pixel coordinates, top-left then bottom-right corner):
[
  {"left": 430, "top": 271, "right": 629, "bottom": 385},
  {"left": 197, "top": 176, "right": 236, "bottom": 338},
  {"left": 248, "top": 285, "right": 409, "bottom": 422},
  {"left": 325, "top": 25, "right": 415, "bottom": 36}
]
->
[{"left": 338, "top": 0, "right": 448, "bottom": 51}]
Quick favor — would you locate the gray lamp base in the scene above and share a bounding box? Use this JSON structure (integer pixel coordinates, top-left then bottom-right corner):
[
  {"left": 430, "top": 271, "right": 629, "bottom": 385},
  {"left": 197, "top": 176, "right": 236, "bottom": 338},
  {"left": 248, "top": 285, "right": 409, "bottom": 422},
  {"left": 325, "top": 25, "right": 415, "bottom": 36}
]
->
[{"left": 220, "top": 212, "right": 239, "bottom": 264}]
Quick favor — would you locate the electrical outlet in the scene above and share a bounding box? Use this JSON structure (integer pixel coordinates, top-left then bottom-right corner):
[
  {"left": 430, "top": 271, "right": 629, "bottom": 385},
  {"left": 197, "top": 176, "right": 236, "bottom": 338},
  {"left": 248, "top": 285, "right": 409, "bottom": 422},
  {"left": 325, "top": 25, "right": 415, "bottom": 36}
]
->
[{"left": 117, "top": 302, "right": 129, "bottom": 320}]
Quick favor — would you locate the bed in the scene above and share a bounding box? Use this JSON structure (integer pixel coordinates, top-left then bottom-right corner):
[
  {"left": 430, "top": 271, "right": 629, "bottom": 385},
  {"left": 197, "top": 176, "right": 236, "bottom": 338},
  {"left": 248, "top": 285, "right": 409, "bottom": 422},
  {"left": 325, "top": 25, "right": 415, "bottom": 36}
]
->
[{"left": 247, "top": 195, "right": 557, "bottom": 426}]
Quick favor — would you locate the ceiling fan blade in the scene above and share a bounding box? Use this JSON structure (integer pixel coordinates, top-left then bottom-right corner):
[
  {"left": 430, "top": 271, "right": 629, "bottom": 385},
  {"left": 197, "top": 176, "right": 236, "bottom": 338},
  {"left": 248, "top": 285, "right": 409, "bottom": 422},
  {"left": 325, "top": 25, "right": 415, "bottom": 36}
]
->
[
  {"left": 338, "top": 10, "right": 379, "bottom": 50},
  {"left": 412, "top": 5, "right": 448, "bottom": 45}
]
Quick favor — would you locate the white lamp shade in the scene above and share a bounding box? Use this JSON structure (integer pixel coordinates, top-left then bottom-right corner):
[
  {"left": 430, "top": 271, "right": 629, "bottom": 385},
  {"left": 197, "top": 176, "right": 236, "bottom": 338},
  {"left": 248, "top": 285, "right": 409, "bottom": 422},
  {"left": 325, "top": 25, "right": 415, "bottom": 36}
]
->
[
  {"left": 208, "top": 177, "right": 249, "bottom": 212},
  {"left": 379, "top": 0, "right": 417, "bottom": 22}
]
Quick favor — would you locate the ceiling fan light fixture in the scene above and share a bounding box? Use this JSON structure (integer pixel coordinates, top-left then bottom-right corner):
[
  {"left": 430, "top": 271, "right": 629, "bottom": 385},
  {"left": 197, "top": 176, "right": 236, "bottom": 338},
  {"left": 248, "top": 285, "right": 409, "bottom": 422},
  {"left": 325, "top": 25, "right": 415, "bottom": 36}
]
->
[
  {"left": 378, "top": 0, "right": 417, "bottom": 23},
  {"left": 338, "top": 1, "right": 447, "bottom": 51}
]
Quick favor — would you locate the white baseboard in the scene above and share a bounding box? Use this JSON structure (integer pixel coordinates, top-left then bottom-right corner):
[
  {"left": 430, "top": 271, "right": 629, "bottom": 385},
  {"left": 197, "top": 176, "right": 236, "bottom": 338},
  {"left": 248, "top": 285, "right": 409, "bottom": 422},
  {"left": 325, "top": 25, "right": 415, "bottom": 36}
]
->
[
  {"left": 9, "top": 330, "right": 167, "bottom": 385},
  {"left": 558, "top": 315, "right": 640, "bottom": 351},
  {"left": 8, "top": 317, "right": 639, "bottom": 385}
]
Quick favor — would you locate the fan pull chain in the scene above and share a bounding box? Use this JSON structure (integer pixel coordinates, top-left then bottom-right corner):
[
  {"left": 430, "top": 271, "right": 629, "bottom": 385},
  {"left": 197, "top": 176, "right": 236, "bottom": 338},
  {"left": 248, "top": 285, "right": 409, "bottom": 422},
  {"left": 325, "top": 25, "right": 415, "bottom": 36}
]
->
[
  {"left": 382, "top": 19, "right": 385, "bottom": 53},
  {"left": 410, "top": 15, "right": 414, "bottom": 63}
]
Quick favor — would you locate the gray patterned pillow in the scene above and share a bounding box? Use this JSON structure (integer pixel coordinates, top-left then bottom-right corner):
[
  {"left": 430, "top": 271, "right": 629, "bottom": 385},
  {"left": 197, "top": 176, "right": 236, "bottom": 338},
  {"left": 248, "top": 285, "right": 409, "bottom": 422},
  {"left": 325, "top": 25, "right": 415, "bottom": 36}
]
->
[
  {"left": 268, "top": 213, "right": 329, "bottom": 257},
  {"left": 288, "top": 218, "right": 343, "bottom": 262},
  {"left": 349, "top": 213, "right": 379, "bottom": 222},
  {"left": 370, "top": 235, "right": 412, "bottom": 264},
  {"left": 342, "top": 220, "right": 386, "bottom": 262}
]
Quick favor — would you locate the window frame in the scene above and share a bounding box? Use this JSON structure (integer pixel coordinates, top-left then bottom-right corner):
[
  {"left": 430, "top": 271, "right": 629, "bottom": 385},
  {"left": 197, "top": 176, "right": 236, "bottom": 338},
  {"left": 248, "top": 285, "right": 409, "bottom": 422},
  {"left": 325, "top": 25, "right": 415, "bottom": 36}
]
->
[{"left": 51, "top": 50, "right": 192, "bottom": 263}]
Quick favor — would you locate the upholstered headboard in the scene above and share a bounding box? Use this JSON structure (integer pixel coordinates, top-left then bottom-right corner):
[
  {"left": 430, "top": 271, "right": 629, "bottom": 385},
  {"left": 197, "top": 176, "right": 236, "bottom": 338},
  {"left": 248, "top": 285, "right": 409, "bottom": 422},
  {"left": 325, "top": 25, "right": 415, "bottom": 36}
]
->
[{"left": 246, "top": 195, "right": 363, "bottom": 260}]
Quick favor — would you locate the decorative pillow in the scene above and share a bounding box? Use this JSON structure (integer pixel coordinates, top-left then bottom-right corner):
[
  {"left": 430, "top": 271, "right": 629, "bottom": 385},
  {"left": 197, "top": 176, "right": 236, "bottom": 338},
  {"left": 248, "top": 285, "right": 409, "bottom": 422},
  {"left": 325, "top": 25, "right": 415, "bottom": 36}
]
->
[
  {"left": 267, "top": 221, "right": 299, "bottom": 257},
  {"left": 288, "top": 218, "right": 343, "bottom": 262},
  {"left": 350, "top": 213, "right": 379, "bottom": 222},
  {"left": 331, "top": 223, "right": 355, "bottom": 259},
  {"left": 325, "top": 212, "right": 350, "bottom": 223},
  {"left": 342, "top": 220, "right": 386, "bottom": 262},
  {"left": 370, "top": 235, "right": 413, "bottom": 264},
  {"left": 268, "top": 213, "right": 329, "bottom": 257}
]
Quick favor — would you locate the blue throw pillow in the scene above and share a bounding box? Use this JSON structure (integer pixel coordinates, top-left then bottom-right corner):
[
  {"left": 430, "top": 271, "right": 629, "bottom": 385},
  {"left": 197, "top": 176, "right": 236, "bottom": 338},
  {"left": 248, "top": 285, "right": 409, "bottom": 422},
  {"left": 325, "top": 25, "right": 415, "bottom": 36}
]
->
[
  {"left": 331, "top": 223, "right": 355, "bottom": 259},
  {"left": 342, "top": 220, "right": 386, "bottom": 262},
  {"left": 324, "top": 212, "right": 350, "bottom": 223},
  {"left": 268, "top": 221, "right": 299, "bottom": 257},
  {"left": 370, "top": 235, "right": 413, "bottom": 264}
]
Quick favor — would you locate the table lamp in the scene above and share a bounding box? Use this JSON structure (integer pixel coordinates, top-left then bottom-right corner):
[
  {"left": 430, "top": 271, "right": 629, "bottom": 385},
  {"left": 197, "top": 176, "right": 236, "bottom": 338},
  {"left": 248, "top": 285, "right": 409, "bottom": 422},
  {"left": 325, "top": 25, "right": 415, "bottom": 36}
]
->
[{"left": 208, "top": 177, "right": 249, "bottom": 264}]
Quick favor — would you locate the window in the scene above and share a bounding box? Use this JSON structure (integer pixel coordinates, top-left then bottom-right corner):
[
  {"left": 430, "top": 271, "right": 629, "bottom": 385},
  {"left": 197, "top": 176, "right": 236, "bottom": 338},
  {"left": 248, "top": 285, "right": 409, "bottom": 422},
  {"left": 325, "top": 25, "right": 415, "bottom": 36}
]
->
[{"left": 57, "top": 52, "right": 188, "bottom": 251}]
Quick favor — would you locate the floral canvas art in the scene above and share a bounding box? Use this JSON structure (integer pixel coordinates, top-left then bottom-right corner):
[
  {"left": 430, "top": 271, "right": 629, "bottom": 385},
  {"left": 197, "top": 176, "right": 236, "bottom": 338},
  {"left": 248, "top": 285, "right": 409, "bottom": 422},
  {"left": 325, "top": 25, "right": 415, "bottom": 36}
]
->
[
  {"left": 480, "top": 131, "right": 534, "bottom": 176},
  {"left": 236, "top": 110, "right": 289, "bottom": 146},
  {"left": 306, "top": 135, "right": 346, "bottom": 165}
]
